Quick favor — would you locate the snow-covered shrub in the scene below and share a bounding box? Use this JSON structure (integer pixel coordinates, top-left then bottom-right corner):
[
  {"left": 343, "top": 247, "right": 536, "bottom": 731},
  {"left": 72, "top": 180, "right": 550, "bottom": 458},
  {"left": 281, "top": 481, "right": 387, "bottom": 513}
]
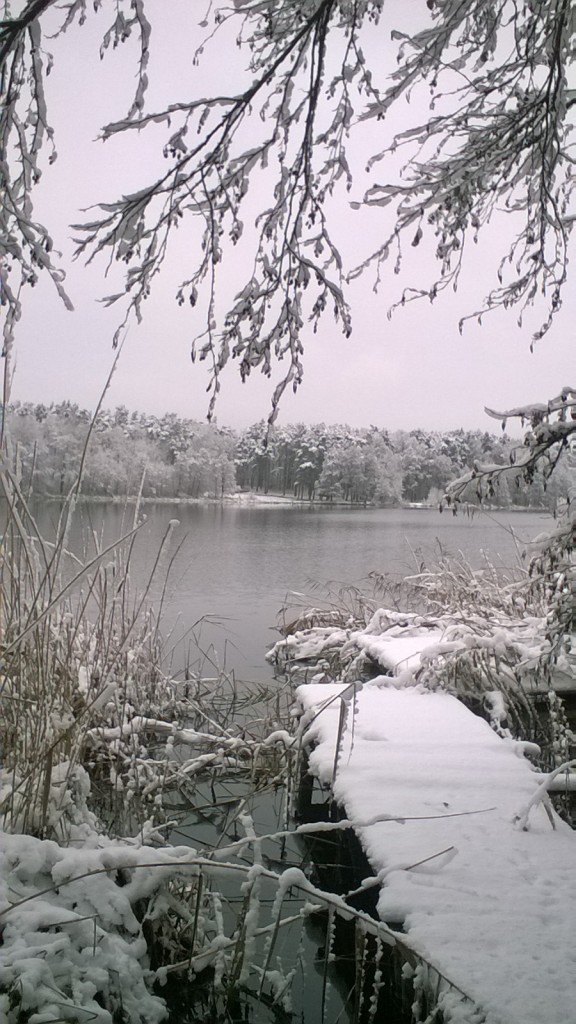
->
[{"left": 0, "top": 833, "right": 190, "bottom": 1024}]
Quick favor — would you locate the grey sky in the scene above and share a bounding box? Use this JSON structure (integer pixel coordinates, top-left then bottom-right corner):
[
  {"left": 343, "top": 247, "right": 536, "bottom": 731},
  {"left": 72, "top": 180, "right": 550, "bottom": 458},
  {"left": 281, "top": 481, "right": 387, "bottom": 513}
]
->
[{"left": 10, "top": 1, "right": 574, "bottom": 431}]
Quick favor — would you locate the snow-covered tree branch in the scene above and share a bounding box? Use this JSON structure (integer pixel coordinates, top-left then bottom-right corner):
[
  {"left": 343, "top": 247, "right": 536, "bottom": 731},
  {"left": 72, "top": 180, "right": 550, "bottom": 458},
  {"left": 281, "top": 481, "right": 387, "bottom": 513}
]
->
[
  {"left": 2, "top": 1, "right": 576, "bottom": 418},
  {"left": 444, "top": 388, "right": 575, "bottom": 667},
  {"left": 444, "top": 386, "right": 576, "bottom": 506}
]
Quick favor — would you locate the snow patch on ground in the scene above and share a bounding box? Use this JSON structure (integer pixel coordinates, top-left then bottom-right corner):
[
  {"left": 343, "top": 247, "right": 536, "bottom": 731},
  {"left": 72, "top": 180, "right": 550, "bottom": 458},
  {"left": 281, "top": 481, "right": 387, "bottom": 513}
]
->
[{"left": 355, "top": 630, "right": 445, "bottom": 673}]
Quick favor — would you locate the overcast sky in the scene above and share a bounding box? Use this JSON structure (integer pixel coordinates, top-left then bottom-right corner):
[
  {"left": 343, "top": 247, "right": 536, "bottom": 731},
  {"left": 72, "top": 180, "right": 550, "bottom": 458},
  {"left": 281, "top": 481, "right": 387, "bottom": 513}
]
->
[{"left": 9, "top": 1, "right": 574, "bottom": 432}]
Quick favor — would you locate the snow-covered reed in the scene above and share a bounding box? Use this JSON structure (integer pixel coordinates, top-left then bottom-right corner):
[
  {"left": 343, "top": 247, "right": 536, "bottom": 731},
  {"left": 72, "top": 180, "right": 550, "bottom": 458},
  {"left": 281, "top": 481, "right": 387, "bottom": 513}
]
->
[
  {"left": 0, "top": 467, "right": 171, "bottom": 837},
  {"left": 0, "top": 459, "right": 308, "bottom": 1021},
  {"left": 269, "top": 551, "right": 575, "bottom": 781}
]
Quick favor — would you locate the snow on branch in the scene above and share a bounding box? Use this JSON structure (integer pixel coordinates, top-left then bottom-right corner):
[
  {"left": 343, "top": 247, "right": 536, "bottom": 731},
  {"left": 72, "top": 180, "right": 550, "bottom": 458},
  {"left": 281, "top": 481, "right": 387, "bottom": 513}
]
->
[
  {"left": 445, "top": 387, "right": 576, "bottom": 509},
  {"left": 0, "top": 0, "right": 150, "bottom": 363},
  {"left": 353, "top": 1, "right": 576, "bottom": 343},
  {"left": 514, "top": 759, "right": 576, "bottom": 831},
  {"left": 444, "top": 389, "right": 575, "bottom": 676},
  {"left": 3, "top": 2, "right": 576, "bottom": 417}
]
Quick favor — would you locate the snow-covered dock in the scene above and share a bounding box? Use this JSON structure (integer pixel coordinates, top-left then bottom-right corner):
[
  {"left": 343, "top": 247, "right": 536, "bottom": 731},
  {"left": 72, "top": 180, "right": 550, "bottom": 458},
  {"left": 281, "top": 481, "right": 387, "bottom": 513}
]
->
[{"left": 298, "top": 680, "right": 576, "bottom": 1024}]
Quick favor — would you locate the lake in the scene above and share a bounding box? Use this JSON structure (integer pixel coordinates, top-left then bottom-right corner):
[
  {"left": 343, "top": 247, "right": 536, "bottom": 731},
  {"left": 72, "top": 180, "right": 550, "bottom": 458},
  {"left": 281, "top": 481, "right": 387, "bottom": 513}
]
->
[{"left": 45, "top": 502, "right": 551, "bottom": 683}]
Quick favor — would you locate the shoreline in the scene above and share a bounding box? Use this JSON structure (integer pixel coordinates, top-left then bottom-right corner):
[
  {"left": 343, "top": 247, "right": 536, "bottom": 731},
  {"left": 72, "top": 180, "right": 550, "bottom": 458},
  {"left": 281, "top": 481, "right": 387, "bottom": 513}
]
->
[{"left": 35, "top": 492, "right": 551, "bottom": 513}]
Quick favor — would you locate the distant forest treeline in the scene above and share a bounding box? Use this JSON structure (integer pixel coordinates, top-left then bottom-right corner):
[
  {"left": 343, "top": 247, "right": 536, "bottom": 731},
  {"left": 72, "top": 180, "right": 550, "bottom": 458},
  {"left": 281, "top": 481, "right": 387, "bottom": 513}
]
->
[{"left": 5, "top": 401, "right": 573, "bottom": 509}]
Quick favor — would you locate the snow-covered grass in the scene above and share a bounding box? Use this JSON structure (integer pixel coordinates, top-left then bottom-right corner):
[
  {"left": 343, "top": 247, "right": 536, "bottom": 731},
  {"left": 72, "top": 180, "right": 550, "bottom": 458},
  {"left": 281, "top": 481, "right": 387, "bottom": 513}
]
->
[{"left": 0, "top": 474, "right": 179, "bottom": 837}]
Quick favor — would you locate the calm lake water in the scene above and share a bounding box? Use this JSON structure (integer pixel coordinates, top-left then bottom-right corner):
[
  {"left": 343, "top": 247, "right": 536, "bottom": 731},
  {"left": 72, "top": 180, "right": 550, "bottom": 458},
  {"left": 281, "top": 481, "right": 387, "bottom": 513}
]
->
[{"left": 43, "top": 502, "right": 551, "bottom": 682}]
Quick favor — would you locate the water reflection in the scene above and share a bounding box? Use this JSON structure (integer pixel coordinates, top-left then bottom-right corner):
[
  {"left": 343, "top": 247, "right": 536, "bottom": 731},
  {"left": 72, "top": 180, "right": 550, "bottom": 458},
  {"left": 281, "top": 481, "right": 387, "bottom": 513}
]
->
[{"left": 27, "top": 502, "right": 548, "bottom": 681}]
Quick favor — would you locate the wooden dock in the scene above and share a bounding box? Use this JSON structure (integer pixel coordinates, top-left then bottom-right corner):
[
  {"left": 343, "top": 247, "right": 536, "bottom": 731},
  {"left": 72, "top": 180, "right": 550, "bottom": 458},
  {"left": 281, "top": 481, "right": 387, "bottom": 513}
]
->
[{"left": 297, "top": 681, "right": 576, "bottom": 1024}]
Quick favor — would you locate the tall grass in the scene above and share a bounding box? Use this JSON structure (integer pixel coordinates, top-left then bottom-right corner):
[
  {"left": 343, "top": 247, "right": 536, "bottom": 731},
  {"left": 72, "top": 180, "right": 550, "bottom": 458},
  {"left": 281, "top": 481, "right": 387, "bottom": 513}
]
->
[
  {"left": 0, "top": 472, "right": 297, "bottom": 839},
  {"left": 1, "top": 453, "right": 169, "bottom": 834}
]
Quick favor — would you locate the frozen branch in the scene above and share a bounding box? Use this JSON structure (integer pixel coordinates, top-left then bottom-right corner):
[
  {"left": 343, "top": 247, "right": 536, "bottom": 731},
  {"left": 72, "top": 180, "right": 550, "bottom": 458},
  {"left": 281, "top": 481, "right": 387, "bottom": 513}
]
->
[{"left": 3, "top": 2, "right": 576, "bottom": 417}]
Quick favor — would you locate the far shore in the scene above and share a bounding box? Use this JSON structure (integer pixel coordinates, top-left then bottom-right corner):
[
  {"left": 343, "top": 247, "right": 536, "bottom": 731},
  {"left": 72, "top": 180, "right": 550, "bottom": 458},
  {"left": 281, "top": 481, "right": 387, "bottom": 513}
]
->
[
  {"left": 35, "top": 492, "right": 551, "bottom": 513},
  {"left": 70, "top": 491, "right": 373, "bottom": 508}
]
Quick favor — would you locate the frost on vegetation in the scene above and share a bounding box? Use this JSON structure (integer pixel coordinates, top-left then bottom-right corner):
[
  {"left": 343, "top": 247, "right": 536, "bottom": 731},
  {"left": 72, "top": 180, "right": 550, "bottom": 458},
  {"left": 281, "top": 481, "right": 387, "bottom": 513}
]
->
[
  {"left": 269, "top": 549, "right": 576, "bottom": 772},
  {"left": 0, "top": 578, "right": 285, "bottom": 839},
  {"left": 0, "top": 829, "right": 279, "bottom": 1024},
  {"left": 0, "top": 494, "right": 302, "bottom": 1022},
  {"left": 0, "top": 832, "right": 186, "bottom": 1024}
]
